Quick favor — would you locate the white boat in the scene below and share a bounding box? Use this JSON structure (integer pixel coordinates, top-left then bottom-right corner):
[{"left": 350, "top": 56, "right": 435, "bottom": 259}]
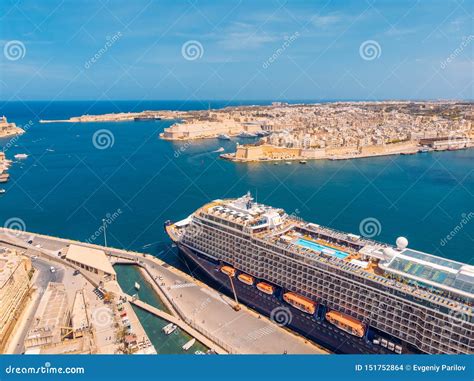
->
[
  {"left": 162, "top": 323, "right": 177, "bottom": 335},
  {"left": 214, "top": 147, "right": 225, "bottom": 153},
  {"left": 14, "top": 153, "right": 28, "bottom": 160},
  {"left": 134, "top": 282, "right": 140, "bottom": 290},
  {"left": 238, "top": 131, "right": 257, "bottom": 138},
  {"left": 217, "top": 134, "right": 230, "bottom": 140},
  {"left": 194, "top": 350, "right": 205, "bottom": 355},
  {"left": 182, "top": 338, "right": 196, "bottom": 351},
  {"left": 0, "top": 189, "right": 5, "bottom": 194}
]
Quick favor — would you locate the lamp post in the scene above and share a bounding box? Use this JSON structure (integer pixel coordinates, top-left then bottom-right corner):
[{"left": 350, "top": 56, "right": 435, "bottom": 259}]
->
[{"left": 102, "top": 218, "right": 108, "bottom": 247}]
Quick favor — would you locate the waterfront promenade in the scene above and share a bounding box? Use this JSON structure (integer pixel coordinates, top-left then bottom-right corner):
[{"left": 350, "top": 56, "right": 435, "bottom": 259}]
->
[{"left": 0, "top": 228, "right": 328, "bottom": 354}]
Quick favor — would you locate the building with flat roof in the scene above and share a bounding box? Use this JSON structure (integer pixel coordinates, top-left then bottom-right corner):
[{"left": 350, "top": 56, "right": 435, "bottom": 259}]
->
[
  {"left": 0, "top": 247, "right": 32, "bottom": 351},
  {"left": 24, "top": 282, "right": 70, "bottom": 350},
  {"left": 65, "top": 244, "right": 116, "bottom": 280}
]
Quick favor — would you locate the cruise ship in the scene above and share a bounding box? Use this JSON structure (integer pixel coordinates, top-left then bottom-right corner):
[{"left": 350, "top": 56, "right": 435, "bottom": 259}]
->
[{"left": 165, "top": 193, "right": 473, "bottom": 354}]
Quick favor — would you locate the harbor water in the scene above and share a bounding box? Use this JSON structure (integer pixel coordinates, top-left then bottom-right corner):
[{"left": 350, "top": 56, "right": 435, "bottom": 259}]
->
[
  {"left": 0, "top": 100, "right": 472, "bottom": 270},
  {"left": 114, "top": 264, "right": 208, "bottom": 354}
]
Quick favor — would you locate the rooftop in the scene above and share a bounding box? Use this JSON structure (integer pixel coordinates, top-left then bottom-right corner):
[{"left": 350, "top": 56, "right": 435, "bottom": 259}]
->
[
  {"left": 25, "top": 282, "right": 69, "bottom": 344},
  {"left": 0, "top": 248, "right": 27, "bottom": 289},
  {"left": 66, "top": 244, "right": 116, "bottom": 276}
]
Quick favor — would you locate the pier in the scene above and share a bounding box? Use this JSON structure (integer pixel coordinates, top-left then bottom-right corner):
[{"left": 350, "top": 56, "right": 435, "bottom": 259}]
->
[
  {"left": 123, "top": 293, "right": 227, "bottom": 354},
  {"left": 0, "top": 228, "right": 328, "bottom": 354}
]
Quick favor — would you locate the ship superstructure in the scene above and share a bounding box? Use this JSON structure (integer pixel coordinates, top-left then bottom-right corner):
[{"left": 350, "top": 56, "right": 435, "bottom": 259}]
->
[{"left": 166, "top": 193, "right": 473, "bottom": 354}]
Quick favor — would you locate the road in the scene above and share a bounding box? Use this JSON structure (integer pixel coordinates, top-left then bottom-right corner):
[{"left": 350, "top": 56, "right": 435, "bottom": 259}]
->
[{"left": 7, "top": 255, "right": 64, "bottom": 354}]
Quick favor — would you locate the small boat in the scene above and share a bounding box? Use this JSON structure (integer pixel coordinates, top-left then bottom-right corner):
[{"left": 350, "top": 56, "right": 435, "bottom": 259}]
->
[
  {"left": 299, "top": 160, "right": 307, "bottom": 164},
  {"left": 256, "top": 282, "right": 275, "bottom": 295},
  {"left": 325, "top": 310, "right": 365, "bottom": 338},
  {"left": 162, "top": 323, "right": 177, "bottom": 335},
  {"left": 134, "top": 282, "right": 140, "bottom": 290},
  {"left": 285, "top": 161, "right": 292, "bottom": 165},
  {"left": 46, "top": 148, "right": 55, "bottom": 152},
  {"left": 182, "top": 338, "right": 196, "bottom": 351},
  {"left": 14, "top": 153, "right": 28, "bottom": 160},
  {"left": 0, "top": 189, "right": 5, "bottom": 194},
  {"left": 238, "top": 273, "right": 254, "bottom": 285},
  {"left": 283, "top": 292, "right": 317, "bottom": 314},
  {"left": 220, "top": 265, "right": 236, "bottom": 277},
  {"left": 194, "top": 350, "right": 205, "bottom": 355},
  {"left": 217, "top": 134, "right": 231, "bottom": 140},
  {"left": 238, "top": 131, "right": 257, "bottom": 138},
  {"left": 214, "top": 147, "right": 225, "bottom": 153}
]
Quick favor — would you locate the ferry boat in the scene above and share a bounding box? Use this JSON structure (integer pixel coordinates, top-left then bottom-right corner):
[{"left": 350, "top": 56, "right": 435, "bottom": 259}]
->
[
  {"left": 164, "top": 193, "right": 474, "bottom": 354},
  {"left": 217, "top": 134, "right": 231, "bottom": 140},
  {"left": 283, "top": 292, "right": 317, "bottom": 314},
  {"left": 325, "top": 310, "right": 365, "bottom": 338},
  {"left": 256, "top": 282, "right": 275, "bottom": 295},
  {"left": 238, "top": 273, "right": 254, "bottom": 286}
]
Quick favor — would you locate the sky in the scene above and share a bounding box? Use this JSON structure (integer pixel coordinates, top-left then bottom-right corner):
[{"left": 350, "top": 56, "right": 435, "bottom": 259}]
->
[{"left": 0, "top": 0, "right": 472, "bottom": 101}]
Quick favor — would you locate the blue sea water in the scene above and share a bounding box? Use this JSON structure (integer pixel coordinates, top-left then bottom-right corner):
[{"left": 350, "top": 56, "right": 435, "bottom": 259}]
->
[{"left": 0, "top": 100, "right": 472, "bottom": 268}]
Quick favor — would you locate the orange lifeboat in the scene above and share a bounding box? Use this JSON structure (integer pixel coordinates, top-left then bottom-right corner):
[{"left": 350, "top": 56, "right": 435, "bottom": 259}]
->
[
  {"left": 256, "top": 282, "right": 275, "bottom": 295},
  {"left": 283, "top": 292, "right": 317, "bottom": 315},
  {"left": 220, "top": 265, "right": 236, "bottom": 277},
  {"left": 238, "top": 273, "right": 254, "bottom": 286},
  {"left": 325, "top": 310, "right": 365, "bottom": 338}
]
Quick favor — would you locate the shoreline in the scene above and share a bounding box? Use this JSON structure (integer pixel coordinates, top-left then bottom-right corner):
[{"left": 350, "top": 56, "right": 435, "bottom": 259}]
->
[
  {"left": 221, "top": 145, "right": 473, "bottom": 163},
  {"left": 39, "top": 110, "right": 184, "bottom": 124}
]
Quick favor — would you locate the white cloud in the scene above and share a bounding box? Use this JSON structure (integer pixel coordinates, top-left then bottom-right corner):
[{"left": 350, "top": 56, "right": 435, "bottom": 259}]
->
[
  {"left": 311, "top": 13, "right": 342, "bottom": 28},
  {"left": 217, "top": 22, "right": 279, "bottom": 50}
]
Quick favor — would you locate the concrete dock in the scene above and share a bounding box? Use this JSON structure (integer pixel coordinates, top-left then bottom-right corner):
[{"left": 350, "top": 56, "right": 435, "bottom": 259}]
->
[{"left": 0, "top": 228, "right": 329, "bottom": 354}]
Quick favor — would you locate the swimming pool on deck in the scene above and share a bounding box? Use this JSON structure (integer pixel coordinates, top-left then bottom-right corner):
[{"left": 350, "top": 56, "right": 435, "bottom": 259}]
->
[{"left": 294, "top": 238, "right": 349, "bottom": 259}]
